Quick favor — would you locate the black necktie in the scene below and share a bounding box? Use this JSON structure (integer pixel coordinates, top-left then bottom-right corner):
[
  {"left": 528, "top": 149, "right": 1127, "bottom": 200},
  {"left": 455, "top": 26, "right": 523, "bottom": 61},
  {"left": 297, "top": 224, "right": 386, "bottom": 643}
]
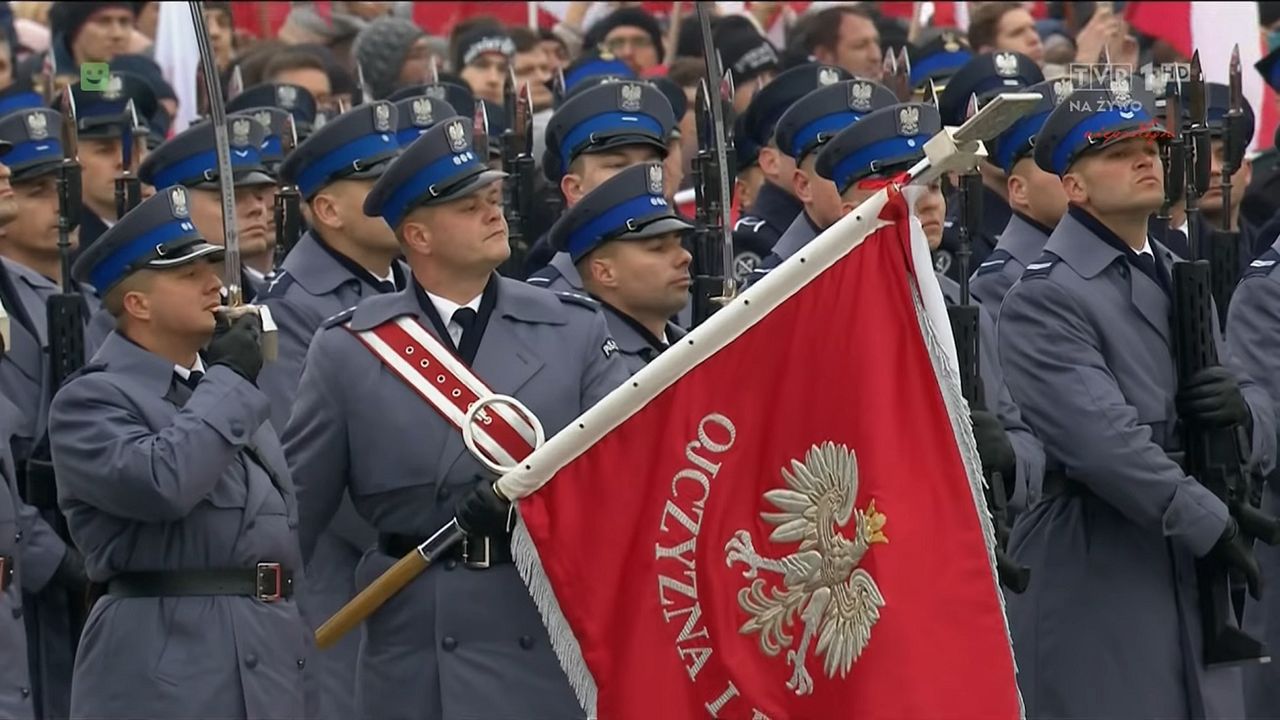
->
[
  {"left": 377, "top": 280, "right": 397, "bottom": 294},
  {"left": 179, "top": 370, "right": 204, "bottom": 391},
  {"left": 451, "top": 307, "right": 477, "bottom": 349},
  {"left": 1132, "top": 252, "right": 1164, "bottom": 289}
]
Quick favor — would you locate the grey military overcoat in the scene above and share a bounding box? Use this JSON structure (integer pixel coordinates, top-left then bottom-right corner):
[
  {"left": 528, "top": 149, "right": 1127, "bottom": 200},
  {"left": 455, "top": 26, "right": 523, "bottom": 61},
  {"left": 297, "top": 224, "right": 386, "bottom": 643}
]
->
[
  {"left": 998, "top": 209, "right": 1277, "bottom": 720},
  {"left": 286, "top": 276, "right": 628, "bottom": 720},
  {"left": 49, "top": 332, "right": 310, "bottom": 720}
]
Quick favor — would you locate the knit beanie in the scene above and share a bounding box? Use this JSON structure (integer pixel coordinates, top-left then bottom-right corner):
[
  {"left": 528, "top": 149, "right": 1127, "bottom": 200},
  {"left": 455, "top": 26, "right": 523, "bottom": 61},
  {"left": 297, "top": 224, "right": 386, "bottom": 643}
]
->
[
  {"left": 353, "top": 17, "right": 427, "bottom": 100},
  {"left": 49, "top": 1, "right": 135, "bottom": 50},
  {"left": 585, "top": 7, "right": 665, "bottom": 64}
]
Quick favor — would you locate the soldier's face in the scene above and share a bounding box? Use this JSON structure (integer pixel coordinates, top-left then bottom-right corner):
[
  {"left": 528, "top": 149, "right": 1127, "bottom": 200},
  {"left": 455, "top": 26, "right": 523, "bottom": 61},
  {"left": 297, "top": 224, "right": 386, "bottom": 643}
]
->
[
  {"left": 138, "top": 260, "right": 223, "bottom": 339},
  {"left": 1201, "top": 139, "right": 1251, "bottom": 218},
  {"left": 317, "top": 178, "right": 398, "bottom": 253},
  {"left": 81, "top": 137, "right": 145, "bottom": 220},
  {"left": 794, "top": 156, "right": 842, "bottom": 230},
  {"left": 188, "top": 185, "right": 273, "bottom": 259},
  {"left": 1066, "top": 138, "right": 1164, "bottom": 215},
  {"left": 73, "top": 8, "right": 134, "bottom": 63},
  {"left": 462, "top": 55, "right": 509, "bottom": 105},
  {"left": 586, "top": 231, "right": 691, "bottom": 319},
  {"left": 410, "top": 180, "right": 508, "bottom": 271},
  {"left": 6, "top": 175, "right": 69, "bottom": 258},
  {"left": 564, "top": 146, "right": 662, "bottom": 205},
  {"left": 912, "top": 181, "right": 946, "bottom": 250},
  {"left": 1009, "top": 157, "right": 1068, "bottom": 228},
  {"left": 0, "top": 162, "right": 16, "bottom": 227}
]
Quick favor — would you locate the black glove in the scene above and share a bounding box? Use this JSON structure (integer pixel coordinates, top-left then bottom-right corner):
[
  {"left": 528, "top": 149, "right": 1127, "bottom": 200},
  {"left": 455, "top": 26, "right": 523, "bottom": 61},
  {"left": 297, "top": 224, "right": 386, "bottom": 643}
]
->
[
  {"left": 51, "top": 545, "right": 88, "bottom": 594},
  {"left": 971, "top": 410, "right": 1016, "bottom": 492},
  {"left": 454, "top": 479, "right": 512, "bottom": 537},
  {"left": 1177, "top": 366, "right": 1251, "bottom": 429},
  {"left": 1209, "top": 517, "right": 1262, "bottom": 601},
  {"left": 206, "top": 311, "right": 264, "bottom": 383}
]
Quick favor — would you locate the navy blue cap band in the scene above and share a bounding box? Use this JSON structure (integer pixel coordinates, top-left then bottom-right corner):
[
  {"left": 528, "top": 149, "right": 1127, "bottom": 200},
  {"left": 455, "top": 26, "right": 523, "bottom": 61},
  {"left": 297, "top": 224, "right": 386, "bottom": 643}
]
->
[
  {"left": 382, "top": 150, "right": 483, "bottom": 227},
  {"left": 6, "top": 139, "right": 62, "bottom": 168},
  {"left": 565, "top": 59, "right": 632, "bottom": 89},
  {"left": 792, "top": 111, "right": 862, "bottom": 158},
  {"left": 88, "top": 218, "right": 198, "bottom": 290},
  {"left": 0, "top": 91, "right": 42, "bottom": 116},
  {"left": 832, "top": 135, "right": 926, "bottom": 191},
  {"left": 296, "top": 131, "right": 398, "bottom": 197},
  {"left": 1050, "top": 106, "right": 1153, "bottom": 176},
  {"left": 397, "top": 126, "right": 428, "bottom": 146},
  {"left": 995, "top": 109, "right": 1050, "bottom": 173},
  {"left": 152, "top": 145, "right": 264, "bottom": 188},
  {"left": 910, "top": 51, "right": 971, "bottom": 86},
  {"left": 567, "top": 193, "right": 671, "bottom": 260},
  {"left": 560, "top": 111, "right": 664, "bottom": 168},
  {"left": 79, "top": 101, "right": 128, "bottom": 119}
]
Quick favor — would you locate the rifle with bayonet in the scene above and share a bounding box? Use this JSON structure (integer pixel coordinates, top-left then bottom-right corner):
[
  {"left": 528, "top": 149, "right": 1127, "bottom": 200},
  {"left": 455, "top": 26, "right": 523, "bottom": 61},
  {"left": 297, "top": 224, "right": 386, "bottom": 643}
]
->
[
  {"left": 114, "top": 99, "right": 143, "bottom": 219},
  {"left": 274, "top": 114, "right": 302, "bottom": 266},
  {"left": 188, "top": 0, "right": 277, "bottom": 358},
  {"left": 1156, "top": 72, "right": 1186, "bottom": 244},
  {"left": 1203, "top": 45, "right": 1248, "bottom": 324},
  {"left": 947, "top": 93, "right": 1029, "bottom": 594},
  {"left": 689, "top": 1, "right": 735, "bottom": 328},
  {"left": 498, "top": 73, "right": 534, "bottom": 279},
  {"left": 1172, "top": 50, "right": 1280, "bottom": 667}
]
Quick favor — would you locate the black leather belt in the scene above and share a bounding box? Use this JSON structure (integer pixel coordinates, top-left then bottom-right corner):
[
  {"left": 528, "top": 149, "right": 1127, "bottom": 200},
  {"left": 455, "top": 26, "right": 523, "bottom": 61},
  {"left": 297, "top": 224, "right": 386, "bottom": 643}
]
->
[
  {"left": 379, "top": 533, "right": 512, "bottom": 568},
  {"left": 0, "top": 555, "right": 11, "bottom": 592},
  {"left": 106, "top": 564, "right": 294, "bottom": 602}
]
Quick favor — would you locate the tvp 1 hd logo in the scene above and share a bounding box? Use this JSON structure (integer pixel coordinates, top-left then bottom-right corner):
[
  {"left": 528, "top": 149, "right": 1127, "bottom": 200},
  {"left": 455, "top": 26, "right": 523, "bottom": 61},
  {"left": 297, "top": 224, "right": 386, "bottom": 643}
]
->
[{"left": 80, "top": 62, "right": 110, "bottom": 91}]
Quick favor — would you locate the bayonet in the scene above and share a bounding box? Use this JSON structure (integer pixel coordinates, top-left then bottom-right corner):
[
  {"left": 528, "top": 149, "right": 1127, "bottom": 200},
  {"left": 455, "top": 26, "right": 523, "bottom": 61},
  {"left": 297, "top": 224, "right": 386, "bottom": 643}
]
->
[
  {"left": 473, "top": 100, "right": 489, "bottom": 160},
  {"left": 274, "top": 113, "right": 302, "bottom": 266},
  {"left": 428, "top": 56, "right": 440, "bottom": 84},
  {"left": 357, "top": 63, "right": 373, "bottom": 106},
  {"left": 114, "top": 99, "right": 142, "bottom": 218},
  {"left": 1221, "top": 44, "right": 1246, "bottom": 232},
  {"left": 553, "top": 67, "right": 566, "bottom": 105},
  {"left": 1185, "top": 50, "right": 1210, "bottom": 260},
  {"left": 227, "top": 64, "right": 244, "bottom": 103},
  {"left": 923, "top": 78, "right": 940, "bottom": 109}
]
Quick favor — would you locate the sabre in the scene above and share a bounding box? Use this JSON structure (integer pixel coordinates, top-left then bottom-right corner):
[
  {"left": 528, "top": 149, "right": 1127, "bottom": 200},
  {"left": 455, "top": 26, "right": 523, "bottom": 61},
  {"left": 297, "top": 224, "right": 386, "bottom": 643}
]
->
[
  {"left": 226, "top": 64, "right": 245, "bottom": 103},
  {"left": 187, "top": 0, "right": 277, "bottom": 357},
  {"left": 1221, "top": 44, "right": 1246, "bottom": 233},
  {"left": 356, "top": 63, "right": 374, "bottom": 106}
]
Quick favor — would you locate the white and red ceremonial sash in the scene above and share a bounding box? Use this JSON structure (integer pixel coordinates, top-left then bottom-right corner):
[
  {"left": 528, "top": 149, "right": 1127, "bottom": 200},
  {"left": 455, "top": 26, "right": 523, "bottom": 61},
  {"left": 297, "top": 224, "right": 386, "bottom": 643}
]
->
[
  {"left": 348, "top": 316, "right": 538, "bottom": 468},
  {"left": 490, "top": 185, "right": 1021, "bottom": 719}
]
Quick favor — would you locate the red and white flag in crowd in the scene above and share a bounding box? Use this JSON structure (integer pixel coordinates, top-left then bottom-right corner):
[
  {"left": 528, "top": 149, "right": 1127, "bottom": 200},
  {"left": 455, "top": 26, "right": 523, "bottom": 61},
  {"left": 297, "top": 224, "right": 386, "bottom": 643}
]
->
[
  {"left": 1125, "top": 1, "right": 1273, "bottom": 153},
  {"left": 496, "top": 186, "right": 1021, "bottom": 719}
]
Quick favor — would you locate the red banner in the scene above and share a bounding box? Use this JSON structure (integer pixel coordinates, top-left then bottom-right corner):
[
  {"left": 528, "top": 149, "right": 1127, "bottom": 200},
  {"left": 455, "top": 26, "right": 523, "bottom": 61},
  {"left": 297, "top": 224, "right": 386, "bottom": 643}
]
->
[{"left": 509, "top": 188, "right": 1020, "bottom": 719}]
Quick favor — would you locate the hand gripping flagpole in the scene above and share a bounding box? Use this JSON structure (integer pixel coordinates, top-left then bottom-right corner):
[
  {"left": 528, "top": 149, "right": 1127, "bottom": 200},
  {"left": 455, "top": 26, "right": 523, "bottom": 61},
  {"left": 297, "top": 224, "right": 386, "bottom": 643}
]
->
[
  {"left": 187, "top": 0, "right": 276, "bottom": 360},
  {"left": 315, "top": 394, "right": 546, "bottom": 649}
]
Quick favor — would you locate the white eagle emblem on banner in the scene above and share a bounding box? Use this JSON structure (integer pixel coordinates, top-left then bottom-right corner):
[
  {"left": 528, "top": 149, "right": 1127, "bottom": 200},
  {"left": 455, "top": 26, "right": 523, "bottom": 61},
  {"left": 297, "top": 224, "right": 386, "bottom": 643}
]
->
[
  {"left": 446, "top": 120, "right": 468, "bottom": 152},
  {"left": 726, "top": 443, "right": 887, "bottom": 696},
  {"left": 994, "top": 51, "right": 1019, "bottom": 77},
  {"left": 620, "top": 83, "right": 643, "bottom": 112},
  {"left": 898, "top": 105, "right": 920, "bottom": 135},
  {"left": 231, "top": 117, "right": 252, "bottom": 147},
  {"left": 412, "top": 98, "right": 433, "bottom": 127},
  {"left": 373, "top": 103, "right": 391, "bottom": 132},
  {"left": 646, "top": 163, "right": 663, "bottom": 195},
  {"left": 276, "top": 85, "right": 298, "bottom": 109},
  {"left": 25, "top": 112, "right": 48, "bottom": 140},
  {"left": 170, "top": 187, "right": 188, "bottom": 218},
  {"left": 817, "top": 67, "right": 840, "bottom": 86},
  {"left": 848, "top": 82, "right": 873, "bottom": 112}
]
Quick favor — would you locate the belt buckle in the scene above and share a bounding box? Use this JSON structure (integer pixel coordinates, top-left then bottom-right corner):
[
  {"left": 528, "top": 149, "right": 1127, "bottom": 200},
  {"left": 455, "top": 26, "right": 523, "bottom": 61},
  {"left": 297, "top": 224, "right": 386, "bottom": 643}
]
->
[
  {"left": 255, "top": 562, "right": 283, "bottom": 602},
  {"left": 462, "top": 536, "right": 491, "bottom": 569}
]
